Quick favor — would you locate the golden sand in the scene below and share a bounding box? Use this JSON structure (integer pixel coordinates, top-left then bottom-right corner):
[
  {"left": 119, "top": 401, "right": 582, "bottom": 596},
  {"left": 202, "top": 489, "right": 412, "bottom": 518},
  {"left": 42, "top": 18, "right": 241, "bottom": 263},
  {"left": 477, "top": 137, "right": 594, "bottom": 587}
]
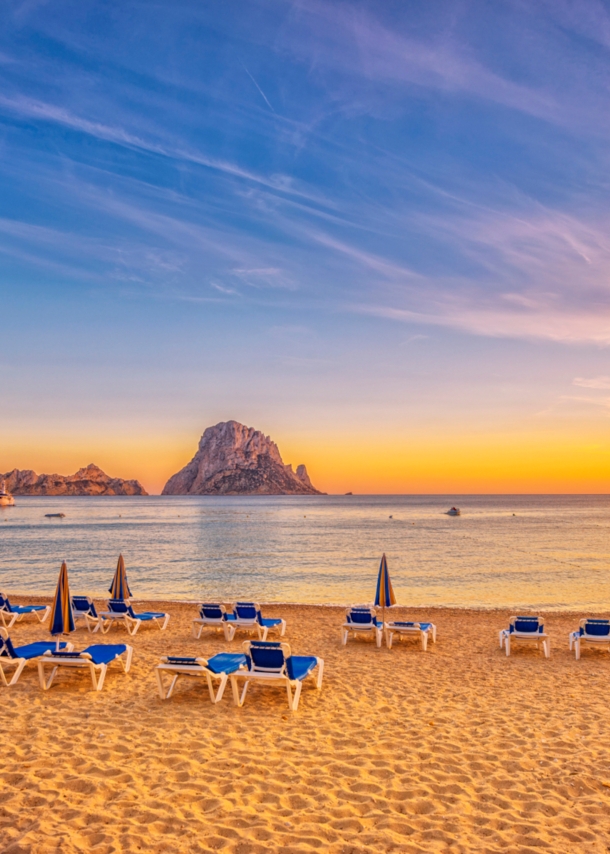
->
[{"left": 2, "top": 601, "right": 610, "bottom": 853}]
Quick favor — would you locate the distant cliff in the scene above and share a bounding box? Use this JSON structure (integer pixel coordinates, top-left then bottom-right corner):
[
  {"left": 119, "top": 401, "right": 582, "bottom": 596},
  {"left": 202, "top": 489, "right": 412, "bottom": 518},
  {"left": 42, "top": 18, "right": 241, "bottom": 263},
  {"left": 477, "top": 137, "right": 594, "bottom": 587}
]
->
[
  {"left": 162, "top": 421, "right": 323, "bottom": 495},
  {"left": 2, "top": 464, "right": 148, "bottom": 496}
]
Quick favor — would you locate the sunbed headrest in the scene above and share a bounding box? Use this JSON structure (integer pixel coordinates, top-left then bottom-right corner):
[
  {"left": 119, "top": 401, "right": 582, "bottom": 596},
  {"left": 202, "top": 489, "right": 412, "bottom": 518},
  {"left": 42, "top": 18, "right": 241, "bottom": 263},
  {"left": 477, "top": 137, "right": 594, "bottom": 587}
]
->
[
  {"left": 248, "top": 641, "right": 286, "bottom": 670},
  {"left": 584, "top": 621, "right": 610, "bottom": 637},
  {"left": 513, "top": 617, "right": 542, "bottom": 633},
  {"left": 0, "top": 632, "right": 18, "bottom": 659},
  {"left": 200, "top": 604, "right": 224, "bottom": 618}
]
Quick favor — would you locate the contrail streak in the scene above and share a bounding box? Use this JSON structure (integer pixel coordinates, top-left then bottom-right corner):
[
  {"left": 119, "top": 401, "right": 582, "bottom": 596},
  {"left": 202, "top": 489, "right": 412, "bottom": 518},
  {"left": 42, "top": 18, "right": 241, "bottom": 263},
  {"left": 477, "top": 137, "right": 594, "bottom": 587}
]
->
[{"left": 242, "top": 63, "right": 276, "bottom": 113}]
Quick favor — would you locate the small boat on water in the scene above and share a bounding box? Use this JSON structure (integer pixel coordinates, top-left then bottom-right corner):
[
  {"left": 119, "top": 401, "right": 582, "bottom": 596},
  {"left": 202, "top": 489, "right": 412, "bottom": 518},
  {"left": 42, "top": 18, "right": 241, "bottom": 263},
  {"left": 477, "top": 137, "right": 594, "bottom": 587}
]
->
[
  {"left": 446, "top": 507, "right": 461, "bottom": 516},
  {"left": 0, "top": 480, "right": 15, "bottom": 507},
  {"left": 45, "top": 513, "right": 66, "bottom": 518}
]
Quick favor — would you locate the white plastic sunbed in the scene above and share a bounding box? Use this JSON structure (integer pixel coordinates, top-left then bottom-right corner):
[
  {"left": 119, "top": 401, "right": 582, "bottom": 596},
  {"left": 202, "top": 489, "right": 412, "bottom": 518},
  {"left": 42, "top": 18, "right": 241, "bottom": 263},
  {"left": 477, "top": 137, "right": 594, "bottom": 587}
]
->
[
  {"left": 341, "top": 606, "right": 383, "bottom": 647},
  {"left": 155, "top": 652, "right": 248, "bottom": 702},
  {"left": 0, "top": 628, "right": 73, "bottom": 687},
  {"left": 499, "top": 616, "right": 550, "bottom": 658},
  {"left": 384, "top": 620, "right": 437, "bottom": 650},
  {"left": 569, "top": 618, "right": 610, "bottom": 659},
  {"left": 98, "top": 600, "right": 170, "bottom": 635},
  {"left": 71, "top": 596, "right": 102, "bottom": 633},
  {"left": 0, "top": 592, "right": 50, "bottom": 629},
  {"left": 230, "top": 602, "right": 286, "bottom": 641},
  {"left": 37, "top": 643, "right": 134, "bottom": 691},
  {"left": 192, "top": 603, "right": 236, "bottom": 641},
  {"left": 230, "top": 640, "right": 324, "bottom": 711}
]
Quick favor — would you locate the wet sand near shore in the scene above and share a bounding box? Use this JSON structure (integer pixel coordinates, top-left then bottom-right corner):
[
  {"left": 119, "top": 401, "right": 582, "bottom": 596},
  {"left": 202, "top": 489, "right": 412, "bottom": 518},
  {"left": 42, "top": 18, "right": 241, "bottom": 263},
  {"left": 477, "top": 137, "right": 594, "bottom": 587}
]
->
[{"left": 2, "top": 601, "right": 610, "bottom": 853}]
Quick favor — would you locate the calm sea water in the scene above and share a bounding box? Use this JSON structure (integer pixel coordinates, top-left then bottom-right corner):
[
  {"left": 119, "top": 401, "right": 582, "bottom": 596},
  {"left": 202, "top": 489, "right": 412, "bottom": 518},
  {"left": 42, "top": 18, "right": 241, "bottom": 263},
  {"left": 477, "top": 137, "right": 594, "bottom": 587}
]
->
[{"left": 0, "top": 495, "right": 609, "bottom": 611}]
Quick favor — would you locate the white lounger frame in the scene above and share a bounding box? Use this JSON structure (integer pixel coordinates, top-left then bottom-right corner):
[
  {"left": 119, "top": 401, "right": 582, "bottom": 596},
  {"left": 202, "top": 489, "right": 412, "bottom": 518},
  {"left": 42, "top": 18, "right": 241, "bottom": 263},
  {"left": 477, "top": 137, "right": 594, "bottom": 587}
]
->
[
  {"left": 569, "top": 620, "right": 610, "bottom": 660},
  {"left": 0, "top": 601, "right": 51, "bottom": 630},
  {"left": 230, "top": 642, "right": 324, "bottom": 711},
  {"left": 384, "top": 621, "right": 437, "bottom": 650},
  {"left": 37, "top": 645, "right": 134, "bottom": 691},
  {"left": 155, "top": 656, "right": 241, "bottom": 702},
  {"left": 98, "top": 609, "right": 170, "bottom": 636},
  {"left": 230, "top": 603, "right": 286, "bottom": 641},
  {"left": 71, "top": 598, "right": 103, "bottom": 634},
  {"left": 341, "top": 607, "right": 382, "bottom": 647},
  {"left": 192, "top": 605, "right": 235, "bottom": 641},
  {"left": 0, "top": 628, "right": 74, "bottom": 687},
  {"left": 499, "top": 617, "right": 550, "bottom": 658}
]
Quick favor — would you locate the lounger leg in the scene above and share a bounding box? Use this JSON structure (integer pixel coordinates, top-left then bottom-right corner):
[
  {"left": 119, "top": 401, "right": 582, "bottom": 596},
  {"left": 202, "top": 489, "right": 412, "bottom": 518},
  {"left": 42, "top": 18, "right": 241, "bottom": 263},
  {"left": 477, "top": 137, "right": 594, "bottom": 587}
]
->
[
  {"left": 155, "top": 668, "right": 167, "bottom": 699},
  {"left": 290, "top": 681, "right": 303, "bottom": 711},
  {"left": 386, "top": 630, "right": 393, "bottom": 649},
  {"left": 431, "top": 625, "right": 437, "bottom": 643},
  {"left": 92, "top": 663, "right": 108, "bottom": 691},
  {"left": 376, "top": 629, "right": 382, "bottom": 648},
  {"left": 230, "top": 676, "right": 249, "bottom": 707},
  {"left": 341, "top": 629, "right": 348, "bottom": 645},
  {"left": 160, "top": 614, "right": 170, "bottom": 631},
  {"left": 575, "top": 638, "right": 581, "bottom": 660},
  {"left": 315, "top": 658, "right": 324, "bottom": 689},
  {"left": 38, "top": 606, "right": 51, "bottom": 623},
  {"left": 260, "top": 626, "right": 269, "bottom": 642},
  {"left": 1, "top": 612, "right": 17, "bottom": 630},
  {"left": 499, "top": 630, "right": 505, "bottom": 649},
  {"left": 0, "top": 659, "right": 26, "bottom": 687},
  {"left": 505, "top": 636, "right": 511, "bottom": 656},
  {"left": 543, "top": 639, "right": 550, "bottom": 659},
  {"left": 212, "top": 673, "right": 228, "bottom": 703},
  {"left": 421, "top": 632, "right": 428, "bottom": 652},
  {"left": 38, "top": 661, "right": 58, "bottom": 691},
  {"left": 286, "top": 680, "right": 293, "bottom": 709}
]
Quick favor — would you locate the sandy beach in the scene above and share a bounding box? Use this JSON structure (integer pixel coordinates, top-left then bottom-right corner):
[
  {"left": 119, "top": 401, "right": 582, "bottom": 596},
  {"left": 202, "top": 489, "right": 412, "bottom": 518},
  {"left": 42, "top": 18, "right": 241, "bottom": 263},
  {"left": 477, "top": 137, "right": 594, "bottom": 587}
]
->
[{"left": 2, "top": 600, "right": 610, "bottom": 853}]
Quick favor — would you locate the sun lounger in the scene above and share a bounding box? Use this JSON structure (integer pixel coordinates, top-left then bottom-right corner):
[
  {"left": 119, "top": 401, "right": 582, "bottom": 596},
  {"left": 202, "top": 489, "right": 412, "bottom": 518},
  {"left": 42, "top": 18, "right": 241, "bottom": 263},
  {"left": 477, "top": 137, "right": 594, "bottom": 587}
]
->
[
  {"left": 37, "top": 643, "right": 133, "bottom": 691},
  {"left": 0, "top": 592, "right": 50, "bottom": 629},
  {"left": 0, "top": 627, "right": 73, "bottom": 687},
  {"left": 98, "top": 600, "right": 170, "bottom": 635},
  {"left": 230, "top": 640, "right": 323, "bottom": 711},
  {"left": 155, "top": 652, "right": 247, "bottom": 702},
  {"left": 192, "top": 603, "right": 236, "bottom": 641},
  {"left": 569, "top": 618, "right": 610, "bottom": 659},
  {"left": 230, "top": 602, "right": 286, "bottom": 641},
  {"left": 341, "top": 606, "right": 383, "bottom": 647},
  {"left": 71, "top": 596, "right": 102, "bottom": 633},
  {"left": 499, "top": 616, "right": 550, "bottom": 658},
  {"left": 384, "top": 620, "right": 437, "bottom": 650}
]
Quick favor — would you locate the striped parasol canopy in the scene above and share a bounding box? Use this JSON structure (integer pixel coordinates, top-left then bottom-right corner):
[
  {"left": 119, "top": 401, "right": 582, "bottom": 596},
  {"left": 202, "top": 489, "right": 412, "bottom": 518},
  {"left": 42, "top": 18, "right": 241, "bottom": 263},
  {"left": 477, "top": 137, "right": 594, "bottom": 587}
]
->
[
  {"left": 109, "top": 553, "right": 132, "bottom": 601},
  {"left": 374, "top": 553, "right": 396, "bottom": 625},
  {"left": 49, "top": 560, "right": 75, "bottom": 637}
]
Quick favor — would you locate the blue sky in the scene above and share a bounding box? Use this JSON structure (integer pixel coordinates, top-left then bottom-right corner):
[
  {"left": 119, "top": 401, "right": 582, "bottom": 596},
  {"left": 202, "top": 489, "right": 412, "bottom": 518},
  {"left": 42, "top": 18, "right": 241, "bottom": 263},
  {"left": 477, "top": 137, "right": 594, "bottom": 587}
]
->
[{"left": 3, "top": 0, "right": 610, "bottom": 492}]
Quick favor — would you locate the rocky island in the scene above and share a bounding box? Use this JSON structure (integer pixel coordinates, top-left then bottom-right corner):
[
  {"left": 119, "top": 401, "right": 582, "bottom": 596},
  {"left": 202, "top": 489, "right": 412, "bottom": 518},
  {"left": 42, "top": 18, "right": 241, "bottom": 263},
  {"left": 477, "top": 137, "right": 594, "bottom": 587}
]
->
[
  {"left": 162, "top": 420, "right": 323, "bottom": 495},
  {"left": 1, "top": 464, "right": 148, "bottom": 496}
]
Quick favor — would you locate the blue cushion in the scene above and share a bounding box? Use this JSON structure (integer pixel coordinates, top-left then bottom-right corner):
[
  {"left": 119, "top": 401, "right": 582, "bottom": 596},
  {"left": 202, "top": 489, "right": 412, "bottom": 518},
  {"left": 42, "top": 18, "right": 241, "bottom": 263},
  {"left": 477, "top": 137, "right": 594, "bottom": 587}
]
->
[
  {"left": 584, "top": 622, "right": 610, "bottom": 637},
  {"left": 13, "top": 604, "right": 46, "bottom": 614},
  {"left": 260, "top": 618, "right": 283, "bottom": 627},
  {"left": 249, "top": 642, "right": 285, "bottom": 671},
  {"left": 286, "top": 655, "right": 318, "bottom": 681},
  {"left": 133, "top": 612, "right": 165, "bottom": 620},
  {"left": 108, "top": 600, "right": 130, "bottom": 614},
  {"left": 348, "top": 612, "right": 376, "bottom": 625},
  {"left": 513, "top": 619, "right": 541, "bottom": 633},
  {"left": 200, "top": 605, "right": 224, "bottom": 619},
  {"left": 205, "top": 653, "right": 248, "bottom": 675},
  {"left": 83, "top": 645, "right": 128, "bottom": 665},
  {"left": 235, "top": 604, "right": 258, "bottom": 620},
  {"left": 14, "top": 641, "right": 69, "bottom": 660},
  {"left": 0, "top": 633, "right": 19, "bottom": 659}
]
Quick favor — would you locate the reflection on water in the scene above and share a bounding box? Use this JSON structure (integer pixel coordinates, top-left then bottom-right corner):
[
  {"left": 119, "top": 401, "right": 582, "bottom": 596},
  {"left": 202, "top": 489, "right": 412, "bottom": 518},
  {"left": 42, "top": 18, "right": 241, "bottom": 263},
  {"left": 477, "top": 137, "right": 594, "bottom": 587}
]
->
[{"left": 0, "top": 495, "right": 609, "bottom": 610}]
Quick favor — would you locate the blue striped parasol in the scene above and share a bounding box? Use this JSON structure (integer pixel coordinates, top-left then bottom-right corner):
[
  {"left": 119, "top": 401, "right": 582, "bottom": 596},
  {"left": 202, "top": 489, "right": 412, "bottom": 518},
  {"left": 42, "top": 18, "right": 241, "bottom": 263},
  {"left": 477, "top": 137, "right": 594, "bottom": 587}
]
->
[
  {"left": 374, "top": 553, "right": 396, "bottom": 625},
  {"left": 109, "top": 553, "right": 132, "bottom": 601},
  {"left": 49, "top": 560, "right": 75, "bottom": 640}
]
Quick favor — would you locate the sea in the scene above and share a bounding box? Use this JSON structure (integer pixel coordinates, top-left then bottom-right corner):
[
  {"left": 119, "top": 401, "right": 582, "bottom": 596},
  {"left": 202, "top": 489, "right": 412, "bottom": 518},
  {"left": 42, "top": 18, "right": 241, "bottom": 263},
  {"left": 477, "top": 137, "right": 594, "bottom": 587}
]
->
[{"left": 1, "top": 494, "right": 609, "bottom": 611}]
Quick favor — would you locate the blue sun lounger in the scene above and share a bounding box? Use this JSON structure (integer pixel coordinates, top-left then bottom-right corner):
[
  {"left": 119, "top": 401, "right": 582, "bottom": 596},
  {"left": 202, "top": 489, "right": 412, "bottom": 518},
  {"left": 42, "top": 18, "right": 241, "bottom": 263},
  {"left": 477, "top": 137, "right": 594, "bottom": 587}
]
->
[
  {"left": 384, "top": 620, "right": 437, "bottom": 650},
  {"left": 230, "top": 640, "right": 324, "bottom": 711},
  {"left": 0, "top": 592, "right": 50, "bottom": 629},
  {"left": 569, "top": 618, "right": 610, "bottom": 659},
  {"left": 192, "top": 604, "right": 237, "bottom": 641},
  {"left": 0, "top": 627, "right": 73, "bottom": 687},
  {"left": 341, "top": 606, "right": 383, "bottom": 647},
  {"left": 71, "top": 596, "right": 102, "bottom": 633},
  {"left": 37, "top": 643, "right": 133, "bottom": 691},
  {"left": 99, "top": 600, "right": 170, "bottom": 635},
  {"left": 230, "top": 602, "right": 286, "bottom": 641},
  {"left": 155, "top": 652, "right": 248, "bottom": 702},
  {"left": 499, "top": 616, "right": 550, "bottom": 658}
]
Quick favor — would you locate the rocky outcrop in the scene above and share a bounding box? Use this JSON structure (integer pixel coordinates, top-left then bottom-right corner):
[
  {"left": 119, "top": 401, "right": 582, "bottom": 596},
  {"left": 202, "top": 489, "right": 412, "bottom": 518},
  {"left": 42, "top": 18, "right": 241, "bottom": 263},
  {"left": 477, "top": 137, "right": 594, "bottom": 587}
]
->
[
  {"left": 162, "top": 421, "right": 323, "bottom": 495},
  {"left": 1, "top": 464, "right": 148, "bottom": 496}
]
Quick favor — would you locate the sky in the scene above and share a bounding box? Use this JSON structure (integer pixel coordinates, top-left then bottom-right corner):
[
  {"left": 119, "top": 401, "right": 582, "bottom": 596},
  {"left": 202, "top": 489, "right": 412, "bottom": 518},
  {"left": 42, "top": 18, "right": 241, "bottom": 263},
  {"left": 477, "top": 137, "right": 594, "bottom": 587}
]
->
[{"left": 2, "top": 0, "right": 610, "bottom": 494}]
